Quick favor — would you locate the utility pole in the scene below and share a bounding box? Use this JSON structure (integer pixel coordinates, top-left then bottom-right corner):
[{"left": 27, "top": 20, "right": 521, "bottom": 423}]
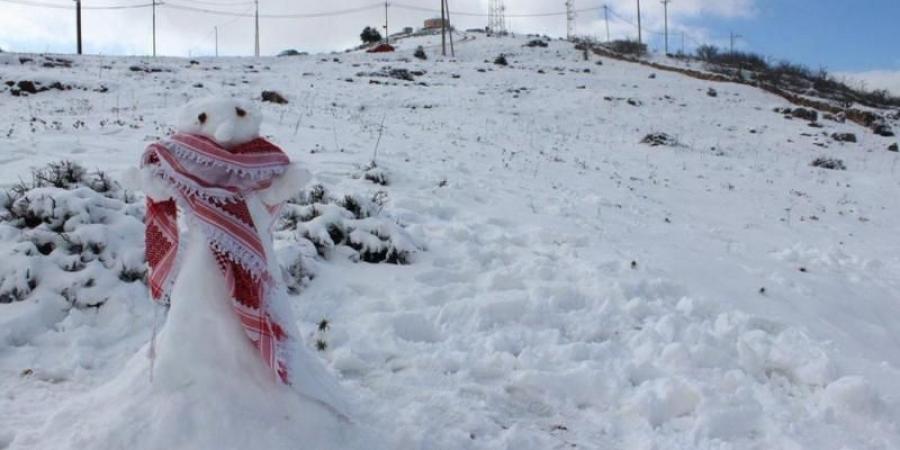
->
[
  {"left": 445, "top": 0, "right": 455, "bottom": 56},
  {"left": 636, "top": 0, "right": 642, "bottom": 46},
  {"left": 253, "top": 0, "right": 260, "bottom": 57},
  {"left": 603, "top": 5, "right": 610, "bottom": 42},
  {"left": 440, "top": 0, "right": 446, "bottom": 56},
  {"left": 729, "top": 31, "right": 742, "bottom": 54},
  {"left": 75, "top": 0, "right": 82, "bottom": 54},
  {"left": 215, "top": 26, "right": 219, "bottom": 57},
  {"left": 661, "top": 0, "right": 670, "bottom": 54},
  {"left": 152, "top": 0, "right": 157, "bottom": 57},
  {"left": 565, "top": 0, "right": 575, "bottom": 40},
  {"left": 681, "top": 31, "right": 684, "bottom": 55},
  {"left": 383, "top": 1, "right": 389, "bottom": 44}
]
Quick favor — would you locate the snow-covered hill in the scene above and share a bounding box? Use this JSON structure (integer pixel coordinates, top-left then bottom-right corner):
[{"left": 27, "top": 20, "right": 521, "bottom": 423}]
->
[{"left": 1, "top": 34, "right": 899, "bottom": 449}]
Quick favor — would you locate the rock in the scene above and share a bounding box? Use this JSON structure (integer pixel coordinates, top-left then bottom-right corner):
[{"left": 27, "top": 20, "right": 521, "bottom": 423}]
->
[
  {"left": 889, "top": 143, "right": 898, "bottom": 152},
  {"left": 16, "top": 80, "right": 37, "bottom": 94},
  {"left": 356, "top": 67, "right": 419, "bottom": 82},
  {"left": 872, "top": 123, "right": 895, "bottom": 137},
  {"left": 791, "top": 108, "right": 818, "bottom": 122},
  {"left": 261, "top": 90, "right": 288, "bottom": 104},
  {"left": 40, "top": 56, "right": 73, "bottom": 68},
  {"left": 831, "top": 132, "right": 857, "bottom": 143},
  {"left": 641, "top": 132, "right": 679, "bottom": 147},
  {"left": 388, "top": 68, "right": 415, "bottom": 81},
  {"left": 627, "top": 98, "right": 642, "bottom": 107},
  {"left": 525, "top": 39, "right": 548, "bottom": 48},
  {"left": 707, "top": 88, "right": 718, "bottom": 97},
  {"left": 413, "top": 46, "right": 427, "bottom": 60},
  {"left": 494, "top": 54, "right": 509, "bottom": 66},
  {"left": 648, "top": 73, "right": 657, "bottom": 79},
  {"left": 128, "top": 65, "right": 168, "bottom": 73},
  {"left": 811, "top": 157, "right": 846, "bottom": 170}
]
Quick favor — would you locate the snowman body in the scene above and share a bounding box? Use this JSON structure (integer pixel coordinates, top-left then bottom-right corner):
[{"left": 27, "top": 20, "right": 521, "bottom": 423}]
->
[
  {"left": 138, "top": 97, "right": 347, "bottom": 413},
  {"left": 151, "top": 195, "right": 283, "bottom": 389},
  {"left": 16, "top": 97, "right": 383, "bottom": 450}
]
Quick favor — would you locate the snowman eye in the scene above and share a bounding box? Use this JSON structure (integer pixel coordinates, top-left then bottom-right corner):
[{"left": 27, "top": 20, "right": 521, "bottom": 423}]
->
[
  {"left": 198, "top": 112, "right": 207, "bottom": 124},
  {"left": 235, "top": 107, "right": 246, "bottom": 117}
]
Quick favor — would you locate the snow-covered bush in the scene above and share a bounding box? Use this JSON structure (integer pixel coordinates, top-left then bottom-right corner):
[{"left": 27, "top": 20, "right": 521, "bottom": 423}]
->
[
  {"left": 353, "top": 162, "right": 390, "bottom": 186},
  {"left": 277, "top": 184, "right": 420, "bottom": 265},
  {"left": 0, "top": 161, "right": 145, "bottom": 308}
]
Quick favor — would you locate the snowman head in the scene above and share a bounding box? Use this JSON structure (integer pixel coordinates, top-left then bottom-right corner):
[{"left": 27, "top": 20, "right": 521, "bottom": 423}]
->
[{"left": 177, "top": 97, "right": 262, "bottom": 149}]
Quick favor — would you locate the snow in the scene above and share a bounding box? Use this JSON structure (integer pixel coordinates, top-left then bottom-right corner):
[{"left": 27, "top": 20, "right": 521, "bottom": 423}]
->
[{"left": 2, "top": 32, "right": 900, "bottom": 449}]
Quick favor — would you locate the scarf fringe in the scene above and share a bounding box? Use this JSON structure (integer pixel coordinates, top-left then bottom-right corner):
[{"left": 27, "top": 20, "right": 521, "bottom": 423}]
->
[
  {"left": 148, "top": 166, "right": 240, "bottom": 204},
  {"left": 188, "top": 214, "right": 270, "bottom": 280},
  {"left": 164, "top": 140, "right": 288, "bottom": 181}
]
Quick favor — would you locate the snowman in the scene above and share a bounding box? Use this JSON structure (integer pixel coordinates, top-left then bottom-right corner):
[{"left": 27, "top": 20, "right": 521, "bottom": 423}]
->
[{"left": 134, "top": 96, "right": 349, "bottom": 418}]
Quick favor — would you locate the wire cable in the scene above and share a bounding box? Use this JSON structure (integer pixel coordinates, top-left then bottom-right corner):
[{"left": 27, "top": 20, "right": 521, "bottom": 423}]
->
[
  {"left": 391, "top": 2, "right": 604, "bottom": 18},
  {"left": 0, "top": 0, "right": 154, "bottom": 9},
  {"left": 162, "top": 1, "right": 382, "bottom": 18}
]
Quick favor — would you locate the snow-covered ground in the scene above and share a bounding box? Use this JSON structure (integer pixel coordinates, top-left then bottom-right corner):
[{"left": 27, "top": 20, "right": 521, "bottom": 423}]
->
[{"left": 2, "top": 33, "right": 900, "bottom": 449}]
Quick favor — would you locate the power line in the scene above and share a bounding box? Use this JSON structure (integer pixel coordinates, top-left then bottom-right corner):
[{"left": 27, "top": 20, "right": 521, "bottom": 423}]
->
[
  {"left": 636, "top": 0, "right": 642, "bottom": 45},
  {"left": 661, "top": 0, "right": 670, "bottom": 54},
  {"left": 0, "top": 0, "right": 155, "bottom": 9},
  {"left": 175, "top": 0, "right": 252, "bottom": 6},
  {"left": 253, "top": 0, "right": 259, "bottom": 57},
  {"left": 162, "top": 2, "right": 382, "bottom": 18},
  {"left": 393, "top": 2, "right": 603, "bottom": 18},
  {"left": 152, "top": 0, "right": 158, "bottom": 56},
  {"left": 603, "top": 4, "right": 610, "bottom": 42},
  {"left": 76, "top": 0, "right": 82, "bottom": 54},
  {"left": 730, "top": 31, "right": 742, "bottom": 53}
]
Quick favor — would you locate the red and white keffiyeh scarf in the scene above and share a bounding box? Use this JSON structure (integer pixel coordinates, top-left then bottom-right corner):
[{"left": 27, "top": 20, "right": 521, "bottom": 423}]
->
[{"left": 142, "top": 133, "right": 293, "bottom": 384}]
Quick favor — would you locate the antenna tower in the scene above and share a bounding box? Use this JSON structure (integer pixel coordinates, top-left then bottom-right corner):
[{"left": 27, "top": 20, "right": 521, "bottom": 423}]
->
[
  {"left": 566, "top": 0, "right": 575, "bottom": 39},
  {"left": 489, "top": 0, "right": 507, "bottom": 34}
]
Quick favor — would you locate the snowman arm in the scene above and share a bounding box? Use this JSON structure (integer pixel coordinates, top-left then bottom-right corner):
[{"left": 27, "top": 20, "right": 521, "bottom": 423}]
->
[
  {"left": 121, "top": 167, "right": 175, "bottom": 202},
  {"left": 259, "top": 164, "right": 312, "bottom": 204}
]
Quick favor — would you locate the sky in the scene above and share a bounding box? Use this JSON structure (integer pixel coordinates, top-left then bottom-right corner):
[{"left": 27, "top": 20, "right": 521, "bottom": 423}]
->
[{"left": 0, "top": 0, "right": 898, "bottom": 92}]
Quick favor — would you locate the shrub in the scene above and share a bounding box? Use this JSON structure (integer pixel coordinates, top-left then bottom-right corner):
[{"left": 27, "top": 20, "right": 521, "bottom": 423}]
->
[
  {"left": 717, "top": 51, "right": 768, "bottom": 71},
  {"left": 0, "top": 161, "right": 144, "bottom": 308},
  {"left": 607, "top": 39, "right": 647, "bottom": 56},
  {"left": 277, "top": 184, "right": 421, "bottom": 265},
  {"left": 696, "top": 45, "right": 719, "bottom": 61},
  {"left": 360, "top": 26, "right": 383, "bottom": 44},
  {"left": 277, "top": 49, "right": 306, "bottom": 57}
]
